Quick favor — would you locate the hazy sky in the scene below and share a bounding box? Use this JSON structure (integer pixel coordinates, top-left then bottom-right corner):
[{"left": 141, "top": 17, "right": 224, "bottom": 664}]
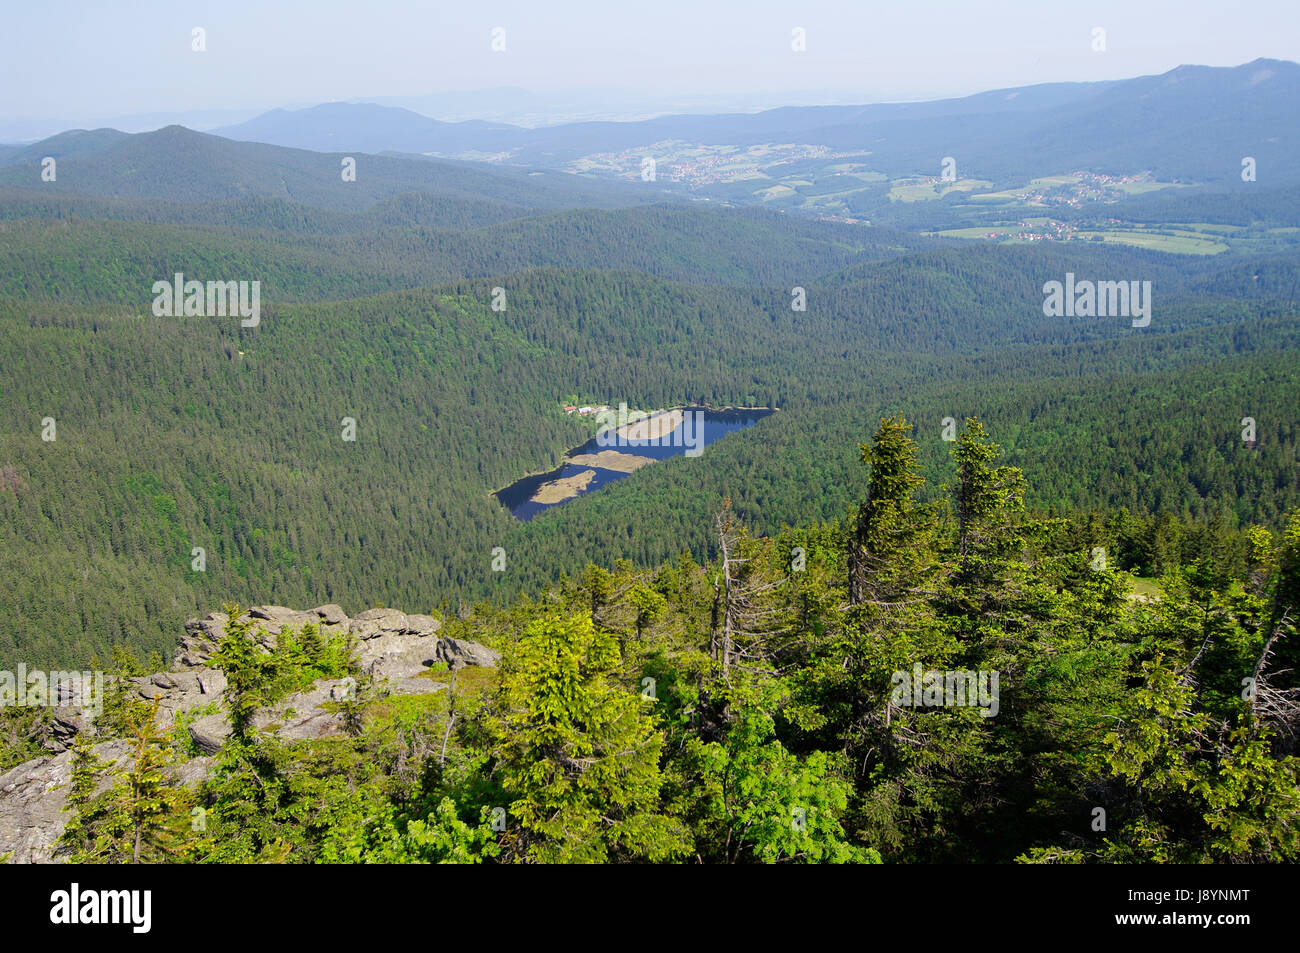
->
[{"left": 4, "top": 0, "right": 1299, "bottom": 122}]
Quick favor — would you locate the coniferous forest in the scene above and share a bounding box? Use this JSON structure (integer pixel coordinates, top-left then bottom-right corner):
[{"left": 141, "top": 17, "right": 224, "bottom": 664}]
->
[
  {"left": 1, "top": 10, "right": 1299, "bottom": 888},
  {"left": 6, "top": 418, "right": 1297, "bottom": 865}
]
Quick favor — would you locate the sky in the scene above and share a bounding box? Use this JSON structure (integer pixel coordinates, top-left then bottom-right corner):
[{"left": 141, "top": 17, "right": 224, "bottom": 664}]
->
[{"left": 3, "top": 0, "right": 1299, "bottom": 130}]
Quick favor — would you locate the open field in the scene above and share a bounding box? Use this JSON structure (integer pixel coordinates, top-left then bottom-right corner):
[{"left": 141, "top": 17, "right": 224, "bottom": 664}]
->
[{"left": 1074, "top": 229, "right": 1230, "bottom": 254}]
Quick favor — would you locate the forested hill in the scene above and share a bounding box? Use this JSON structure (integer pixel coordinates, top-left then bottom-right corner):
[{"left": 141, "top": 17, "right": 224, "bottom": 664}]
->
[
  {"left": 204, "top": 60, "right": 1300, "bottom": 188},
  {"left": 209, "top": 100, "right": 520, "bottom": 155},
  {"left": 0, "top": 125, "right": 670, "bottom": 210},
  {"left": 2, "top": 244, "right": 1296, "bottom": 667},
  {"left": 3, "top": 419, "right": 1297, "bottom": 865},
  {"left": 0, "top": 200, "right": 930, "bottom": 301},
  {"left": 4, "top": 0, "right": 1300, "bottom": 872},
  {"left": 0, "top": 87, "right": 1296, "bottom": 673}
]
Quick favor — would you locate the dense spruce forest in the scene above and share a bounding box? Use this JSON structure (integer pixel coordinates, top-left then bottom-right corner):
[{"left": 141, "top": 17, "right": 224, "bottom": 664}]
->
[
  {"left": 3, "top": 418, "right": 1296, "bottom": 863},
  {"left": 1, "top": 32, "right": 1298, "bottom": 873},
  {"left": 2, "top": 166, "right": 1298, "bottom": 666}
]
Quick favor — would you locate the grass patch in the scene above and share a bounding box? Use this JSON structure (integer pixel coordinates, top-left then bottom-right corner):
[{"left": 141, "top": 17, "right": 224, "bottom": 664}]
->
[
  {"left": 364, "top": 691, "right": 445, "bottom": 725},
  {"left": 888, "top": 177, "right": 994, "bottom": 203},
  {"left": 1129, "top": 576, "right": 1164, "bottom": 599},
  {"left": 419, "top": 664, "right": 500, "bottom": 699},
  {"left": 1074, "top": 230, "right": 1228, "bottom": 255}
]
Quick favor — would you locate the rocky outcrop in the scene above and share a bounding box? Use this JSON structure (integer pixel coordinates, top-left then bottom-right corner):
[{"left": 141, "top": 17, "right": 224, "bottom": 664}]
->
[
  {"left": 347, "top": 608, "right": 441, "bottom": 641},
  {"left": 0, "top": 741, "right": 214, "bottom": 864},
  {"left": 437, "top": 637, "right": 501, "bottom": 670},
  {"left": 173, "top": 603, "right": 358, "bottom": 669},
  {"left": 187, "top": 712, "right": 232, "bottom": 755},
  {"left": 0, "top": 603, "right": 497, "bottom": 863},
  {"left": 132, "top": 668, "right": 228, "bottom": 729},
  {"left": 0, "top": 741, "right": 126, "bottom": 864}
]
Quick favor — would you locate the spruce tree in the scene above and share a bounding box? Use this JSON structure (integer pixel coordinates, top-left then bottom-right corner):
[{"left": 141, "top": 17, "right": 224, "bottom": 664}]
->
[{"left": 493, "top": 611, "right": 689, "bottom": 863}]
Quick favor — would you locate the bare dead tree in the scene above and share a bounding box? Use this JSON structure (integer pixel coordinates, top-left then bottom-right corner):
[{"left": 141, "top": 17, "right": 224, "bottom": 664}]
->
[
  {"left": 1247, "top": 609, "right": 1300, "bottom": 740},
  {"left": 710, "top": 501, "right": 788, "bottom": 682}
]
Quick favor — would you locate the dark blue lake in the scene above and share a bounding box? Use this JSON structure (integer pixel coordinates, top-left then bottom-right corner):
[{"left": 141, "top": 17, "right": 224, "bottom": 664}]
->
[{"left": 496, "top": 407, "right": 774, "bottom": 521}]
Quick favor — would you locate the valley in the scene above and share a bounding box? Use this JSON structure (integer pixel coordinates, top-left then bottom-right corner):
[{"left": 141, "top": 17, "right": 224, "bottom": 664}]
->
[{"left": 0, "top": 39, "right": 1297, "bottom": 873}]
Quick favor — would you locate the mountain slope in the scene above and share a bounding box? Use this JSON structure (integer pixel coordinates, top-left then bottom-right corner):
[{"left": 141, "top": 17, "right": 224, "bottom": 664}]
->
[
  {"left": 2, "top": 242, "right": 1297, "bottom": 666},
  {"left": 212, "top": 101, "right": 520, "bottom": 155},
  {"left": 0, "top": 201, "right": 931, "bottom": 302},
  {"left": 0, "top": 125, "right": 670, "bottom": 210},
  {"left": 207, "top": 60, "right": 1300, "bottom": 187},
  {"left": 210, "top": 80, "right": 1122, "bottom": 159}
]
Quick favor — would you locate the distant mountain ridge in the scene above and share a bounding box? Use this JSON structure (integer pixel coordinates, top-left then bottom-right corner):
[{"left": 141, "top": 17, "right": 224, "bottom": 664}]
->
[
  {"left": 211, "top": 101, "right": 520, "bottom": 155},
  {"left": 207, "top": 79, "right": 1117, "bottom": 156},
  {"left": 4, "top": 59, "right": 1296, "bottom": 207},
  {"left": 0, "top": 124, "right": 669, "bottom": 210},
  {"left": 196, "top": 59, "right": 1300, "bottom": 185}
]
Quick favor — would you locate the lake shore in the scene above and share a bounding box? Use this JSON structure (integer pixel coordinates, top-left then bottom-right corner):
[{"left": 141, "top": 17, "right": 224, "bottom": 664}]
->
[{"left": 493, "top": 406, "right": 778, "bottom": 515}]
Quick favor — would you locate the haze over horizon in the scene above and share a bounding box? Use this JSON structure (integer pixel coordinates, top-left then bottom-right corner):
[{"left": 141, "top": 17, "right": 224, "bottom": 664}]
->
[{"left": 3, "top": 0, "right": 1299, "bottom": 139}]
